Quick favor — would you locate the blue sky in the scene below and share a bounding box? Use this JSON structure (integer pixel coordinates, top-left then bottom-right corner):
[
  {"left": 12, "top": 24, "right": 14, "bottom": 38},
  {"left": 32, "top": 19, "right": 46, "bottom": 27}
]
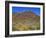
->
[{"left": 12, "top": 7, "right": 40, "bottom": 16}]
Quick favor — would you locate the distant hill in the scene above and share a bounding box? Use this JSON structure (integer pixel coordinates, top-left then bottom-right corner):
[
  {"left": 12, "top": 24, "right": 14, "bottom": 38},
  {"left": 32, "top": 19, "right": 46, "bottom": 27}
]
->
[{"left": 13, "top": 11, "right": 39, "bottom": 19}]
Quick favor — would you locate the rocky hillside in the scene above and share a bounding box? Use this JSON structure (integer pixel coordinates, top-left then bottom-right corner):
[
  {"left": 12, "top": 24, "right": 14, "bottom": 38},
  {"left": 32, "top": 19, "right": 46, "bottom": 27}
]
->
[{"left": 12, "top": 11, "right": 40, "bottom": 31}]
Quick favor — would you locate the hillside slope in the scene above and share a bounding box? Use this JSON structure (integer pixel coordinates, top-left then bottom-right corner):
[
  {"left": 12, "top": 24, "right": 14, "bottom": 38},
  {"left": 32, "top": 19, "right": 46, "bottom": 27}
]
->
[{"left": 12, "top": 11, "right": 40, "bottom": 31}]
